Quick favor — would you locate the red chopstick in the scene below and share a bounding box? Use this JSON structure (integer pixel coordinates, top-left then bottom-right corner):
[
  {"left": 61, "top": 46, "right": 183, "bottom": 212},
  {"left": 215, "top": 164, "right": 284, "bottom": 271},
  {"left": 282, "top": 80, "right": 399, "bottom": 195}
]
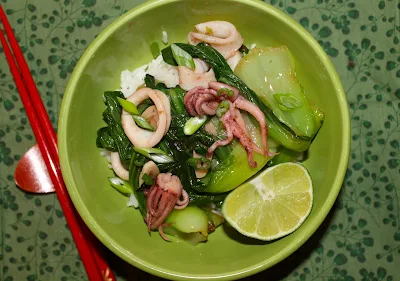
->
[{"left": 0, "top": 5, "right": 116, "bottom": 281}]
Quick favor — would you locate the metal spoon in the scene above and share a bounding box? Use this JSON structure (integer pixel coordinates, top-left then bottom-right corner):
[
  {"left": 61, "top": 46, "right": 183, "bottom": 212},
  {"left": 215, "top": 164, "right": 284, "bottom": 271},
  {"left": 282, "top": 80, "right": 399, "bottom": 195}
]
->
[
  {"left": 14, "top": 144, "right": 55, "bottom": 193},
  {"left": 14, "top": 145, "right": 121, "bottom": 281}
]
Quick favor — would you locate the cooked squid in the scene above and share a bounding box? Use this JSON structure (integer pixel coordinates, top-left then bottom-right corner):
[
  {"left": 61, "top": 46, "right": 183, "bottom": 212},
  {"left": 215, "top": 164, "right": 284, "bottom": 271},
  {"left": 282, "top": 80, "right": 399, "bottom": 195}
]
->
[
  {"left": 141, "top": 105, "right": 159, "bottom": 129},
  {"left": 227, "top": 51, "right": 242, "bottom": 70},
  {"left": 110, "top": 152, "right": 129, "bottom": 180},
  {"left": 178, "top": 58, "right": 216, "bottom": 91},
  {"left": 121, "top": 88, "right": 171, "bottom": 148},
  {"left": 184, "top": 82, "right": 240, "bottom": 117},
  {"left": 234, "top": 96, "right": 272, "bottom": 157},
  {"left": 145, "top": 173, "right": 188, "bottom": 233},
  {"left": 188, "top": 21, "right": 244, "bottom": 59}
]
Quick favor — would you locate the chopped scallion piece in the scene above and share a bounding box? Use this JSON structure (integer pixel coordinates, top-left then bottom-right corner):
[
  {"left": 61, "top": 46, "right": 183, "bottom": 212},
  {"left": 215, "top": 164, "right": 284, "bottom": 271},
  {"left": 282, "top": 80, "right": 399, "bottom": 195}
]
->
[
  {"left": 132, "top": 115, "right": 154, "bottom": 131},
  {"left": 171, "top": 44, "right": 195, "bottom": 70},
  {"left": 184, "top": 116, "right": 208, "bottom": 135},
  {"left": 133, "top": 147, "right": 174, "bottom": 164},
  {"left": 205, "top": 26, "right": 213, "bottom": 35},
  {"left": 216, "top": 101, "right": 230, "bottom": 118},
  {"left": 108, "top": 177, "right": 133, "bottom": 195},
  {"left": 135, "top": 147, "right": 168, "bottom": 155},
  {"left": 117, "top": 97, "right": 139, "bottom": 115},
  {"left": 217, "top": 87, "right": 234, "bottom": 98}
]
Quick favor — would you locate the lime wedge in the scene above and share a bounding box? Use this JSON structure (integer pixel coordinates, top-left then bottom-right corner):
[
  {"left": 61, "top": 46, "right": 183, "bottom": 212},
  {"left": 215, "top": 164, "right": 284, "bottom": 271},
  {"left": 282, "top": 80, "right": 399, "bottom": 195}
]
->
[{"left": 222, "top": 162, "right": 313, "bottom": 241}]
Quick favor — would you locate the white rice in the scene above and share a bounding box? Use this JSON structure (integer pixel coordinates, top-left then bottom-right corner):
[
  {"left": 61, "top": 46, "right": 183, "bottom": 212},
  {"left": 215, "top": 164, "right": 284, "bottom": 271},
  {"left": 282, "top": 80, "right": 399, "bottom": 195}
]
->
[
  {"left": 147, "top": 55, "right": 179, "bottom": 88},
  {"left": 250, "top": 43, "right": 256, "bottom": 49},
  {"left": 162, "top": 31, "right": 168, "bottom": 44},
  {"left": 120, "top": 55, "right": 179, "bottom": 98},
  {"left": 120, "top": 65, "right": 147, "bottom": 98}
]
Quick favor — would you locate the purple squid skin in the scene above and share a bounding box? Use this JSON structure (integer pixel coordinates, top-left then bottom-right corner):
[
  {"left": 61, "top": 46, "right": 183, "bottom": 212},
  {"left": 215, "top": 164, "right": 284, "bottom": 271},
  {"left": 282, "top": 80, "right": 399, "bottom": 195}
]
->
[{"left": 145, "top": 173, "right": 182, "bottom": 231}]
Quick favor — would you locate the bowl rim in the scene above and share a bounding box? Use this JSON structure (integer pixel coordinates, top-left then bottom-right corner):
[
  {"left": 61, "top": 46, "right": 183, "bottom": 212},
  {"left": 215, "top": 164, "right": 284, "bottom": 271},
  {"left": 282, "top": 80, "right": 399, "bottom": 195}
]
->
[{"left": 58, "top": 0, "right": 351, "bottom": 279}]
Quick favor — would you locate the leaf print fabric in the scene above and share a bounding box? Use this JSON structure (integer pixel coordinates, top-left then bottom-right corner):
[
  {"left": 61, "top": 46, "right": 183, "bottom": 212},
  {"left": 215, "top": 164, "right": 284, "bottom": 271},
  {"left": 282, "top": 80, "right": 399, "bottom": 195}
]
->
[{"left": 0, "top": 0, "right": 399, "bottom": 280}]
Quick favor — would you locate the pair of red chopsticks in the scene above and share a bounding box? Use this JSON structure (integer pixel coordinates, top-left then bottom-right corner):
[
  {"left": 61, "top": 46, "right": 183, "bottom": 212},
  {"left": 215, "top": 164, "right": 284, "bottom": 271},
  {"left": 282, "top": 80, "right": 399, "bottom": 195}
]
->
[{"left": 0, "top": 5, "right": 116, "bottom": 281}]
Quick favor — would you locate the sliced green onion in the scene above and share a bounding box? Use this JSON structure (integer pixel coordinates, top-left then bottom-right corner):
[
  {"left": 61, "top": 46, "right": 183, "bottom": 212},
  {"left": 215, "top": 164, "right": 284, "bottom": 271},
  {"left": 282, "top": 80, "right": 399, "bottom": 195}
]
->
[
  {"left": 141, "top": 173, "right": 154, "bottom": 185},
  {"left": 184, "top": 116, "right": 208, "bottom": 135},
  {"left": 117, "top": 97, "right": 139, "bottom": 115},
  {"left": 118, "top": 97, "right": 139, "bottom": 115},
  {"left": 205, "top": 26, "right": 213, "bottom": 35},
  {"left": 133, "top": 147, "right": 174, "bottom": 164},
  {"left": 108, "top": 177, "right": 133, "bottom": 195},
  {"left": 168, "top": 89, "right": 185, "bottom": 114},
  {"left": 135, "top": 147, "right": 168, "bottom": 155},
  {"left": 150, "top": 42, "right": 160, "bottom": 59},
  {"left": 187, "top": 157, "right": 211, "bottom": 170},
  {"left": 171, "top": 44, "right": 195, "bottom": 70},
  {"left": 118, "top": 97, "right": 154, "bottom": 131},
  {"left": 273, "top": 93, "right": 303, "bottom": 112},
  {"left": 217, "top": 88, "right": 234, "bottom": 98},
  {"left": 132, "top": 115, "right": 154, "bottom": 131},
  {"left": 216, "top": 101, "right": 230, "bottom": 118}
]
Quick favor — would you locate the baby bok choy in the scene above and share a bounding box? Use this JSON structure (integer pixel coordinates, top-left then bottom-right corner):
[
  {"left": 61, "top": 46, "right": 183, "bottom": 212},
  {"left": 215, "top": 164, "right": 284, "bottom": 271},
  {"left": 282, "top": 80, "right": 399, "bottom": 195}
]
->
[
  {"left": 162, "top": 206, "right": 211, "bottom": 245},
  {"left": 234, "top": 46, "right": 319, "bottom": 139}
]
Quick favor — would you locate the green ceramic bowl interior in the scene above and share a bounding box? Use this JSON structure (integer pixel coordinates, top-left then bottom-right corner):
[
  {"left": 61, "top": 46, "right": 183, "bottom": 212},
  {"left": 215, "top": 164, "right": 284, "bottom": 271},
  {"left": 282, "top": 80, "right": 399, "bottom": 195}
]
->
[{"left": 58, "top": 0, "right": 350, "bottom": 280}]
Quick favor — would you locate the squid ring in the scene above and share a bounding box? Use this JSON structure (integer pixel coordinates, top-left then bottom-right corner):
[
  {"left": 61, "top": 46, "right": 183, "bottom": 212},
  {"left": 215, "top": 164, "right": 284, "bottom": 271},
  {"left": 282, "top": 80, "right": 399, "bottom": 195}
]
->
[
  {"left": 188, "top": 21, "right": 244, "bottom": 59},
  {"left": 110, "top": 152, "right": 129, "bottom": 180},
  {"left": 122, "top": 88, "right": 171, "bottom": 148}
]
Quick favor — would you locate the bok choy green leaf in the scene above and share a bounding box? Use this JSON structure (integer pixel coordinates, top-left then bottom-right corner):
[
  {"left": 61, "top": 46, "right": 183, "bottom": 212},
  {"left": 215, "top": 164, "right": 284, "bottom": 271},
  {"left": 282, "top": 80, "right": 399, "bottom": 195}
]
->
[
  {"left": 129, "top": 151, "right": 146, "bottom": 216},
  {"left": 96, "top": 127, "right": 115, "bottom": 151},
  {"left": 96, "top": 91, "right": 134, "bottom": 163}
]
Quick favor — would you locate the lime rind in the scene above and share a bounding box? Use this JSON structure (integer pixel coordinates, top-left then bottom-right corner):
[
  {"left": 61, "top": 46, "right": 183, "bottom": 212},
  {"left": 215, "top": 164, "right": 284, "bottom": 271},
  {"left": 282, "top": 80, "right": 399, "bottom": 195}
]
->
[{"left": 222, "top": 163, "right": 313, "bottom": 241}]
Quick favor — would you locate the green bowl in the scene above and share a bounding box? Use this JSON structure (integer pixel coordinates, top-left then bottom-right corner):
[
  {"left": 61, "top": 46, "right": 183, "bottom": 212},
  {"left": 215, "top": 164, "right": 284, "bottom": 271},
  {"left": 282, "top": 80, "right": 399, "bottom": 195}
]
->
[{"left": 58, "top": 0, "right": 350, "bottom": 280}]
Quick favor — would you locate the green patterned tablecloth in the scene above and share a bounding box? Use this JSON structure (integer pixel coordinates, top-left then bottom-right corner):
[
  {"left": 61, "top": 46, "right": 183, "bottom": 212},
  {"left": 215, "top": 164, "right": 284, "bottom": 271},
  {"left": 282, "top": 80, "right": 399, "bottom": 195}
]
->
[{"left": 0, "top": 0, "right": 399, "bottom": 280}]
